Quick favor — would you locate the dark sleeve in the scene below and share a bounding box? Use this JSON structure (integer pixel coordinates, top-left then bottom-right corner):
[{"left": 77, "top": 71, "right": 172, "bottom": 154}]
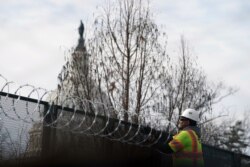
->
[{"left": 152, "top": 135, "right": 174, "bottom": 154}]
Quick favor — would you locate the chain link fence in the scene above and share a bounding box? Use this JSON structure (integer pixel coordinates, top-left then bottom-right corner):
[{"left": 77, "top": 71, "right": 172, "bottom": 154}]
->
[{"left": 0, "top": 91, "right": 250, "bottom": 167}]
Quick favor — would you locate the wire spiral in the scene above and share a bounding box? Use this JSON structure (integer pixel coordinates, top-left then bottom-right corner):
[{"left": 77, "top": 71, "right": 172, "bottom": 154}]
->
[{"left": 0, "top": 74, "right": 177, "bottom": 147}]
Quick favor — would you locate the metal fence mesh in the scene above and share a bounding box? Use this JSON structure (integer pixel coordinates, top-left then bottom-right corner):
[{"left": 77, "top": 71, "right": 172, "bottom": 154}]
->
[
  {"left": 0, "top": 91, "right": 250, "bottom": 167},
  {"left": 0, "top": 94, "right": 44, "bottom": 160}
]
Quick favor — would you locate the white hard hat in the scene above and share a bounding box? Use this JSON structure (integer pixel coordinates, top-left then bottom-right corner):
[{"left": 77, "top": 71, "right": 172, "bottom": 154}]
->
[{"left": 181, "top": 108, "right": 199, "bottom": 122}]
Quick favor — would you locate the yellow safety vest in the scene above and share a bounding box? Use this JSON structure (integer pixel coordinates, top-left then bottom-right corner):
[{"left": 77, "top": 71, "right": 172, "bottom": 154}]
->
[{"left": 169, "top": 129, "right": 204, "bottom": 167}]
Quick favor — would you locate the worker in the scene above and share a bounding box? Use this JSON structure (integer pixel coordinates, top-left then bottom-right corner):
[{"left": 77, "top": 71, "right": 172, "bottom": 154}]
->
[{"left": 153, "top": 108, "right": 204, "bottom": 167}]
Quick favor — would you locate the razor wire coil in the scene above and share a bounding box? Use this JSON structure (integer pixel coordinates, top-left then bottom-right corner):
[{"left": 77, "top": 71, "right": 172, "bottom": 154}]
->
[{"left": 0, "top": 74, "right": 177, "bottom": 148}]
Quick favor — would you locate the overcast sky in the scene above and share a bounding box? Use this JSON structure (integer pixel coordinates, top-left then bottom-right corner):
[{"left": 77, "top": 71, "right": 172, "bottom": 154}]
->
[{"left": 0, "top": 0, "right": 250, "bottom": 118}]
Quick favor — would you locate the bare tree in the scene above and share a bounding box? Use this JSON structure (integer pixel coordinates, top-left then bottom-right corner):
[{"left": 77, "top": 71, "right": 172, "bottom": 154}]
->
[
  {"left": 202, "top": 111, "right": 250, "bottom": 155},
  {"left": 221, "top": 120, "right": 248, "bottom": 154},
  {"left": 57, "top": 0, "right": 236, "bottom": 131},
  {"left": 73, "top": 0, "right": 168, "bottom": 123},
  {"left": 158, "top": 36, "right": 237, "bottom": 126},
  {"left": 241, "top": 111, "right": 250, "bottom": 155},
  {"left": 200, "top": 115, "right": 231, "bottom": 147}
]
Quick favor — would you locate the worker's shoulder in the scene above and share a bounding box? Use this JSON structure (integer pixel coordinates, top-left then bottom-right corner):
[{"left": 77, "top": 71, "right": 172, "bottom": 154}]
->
[{"left": 176, "top": 130, "right": 191, "bottom": 137}]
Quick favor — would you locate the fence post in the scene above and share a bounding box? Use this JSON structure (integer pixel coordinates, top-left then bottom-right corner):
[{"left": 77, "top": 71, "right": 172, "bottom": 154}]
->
[
  {"left": 233, "top": 153, "right": 241, "bottom": 167},
  {"left": 41, "top": 103, "right": 57, "bottom": 164}
]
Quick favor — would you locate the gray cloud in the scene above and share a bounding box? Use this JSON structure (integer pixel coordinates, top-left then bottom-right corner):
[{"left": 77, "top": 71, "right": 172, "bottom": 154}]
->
[{"left": 0, "top": 0, "right": 249, "bottom": 116}]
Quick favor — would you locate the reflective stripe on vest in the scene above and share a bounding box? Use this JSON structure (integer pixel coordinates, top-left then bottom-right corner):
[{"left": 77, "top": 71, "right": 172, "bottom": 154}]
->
[
  {"left": 187, "top": 130, "right": 198, "bottom": 166},
  {"left": 169, "top": 129, "right": 204, "bottom": 167}
]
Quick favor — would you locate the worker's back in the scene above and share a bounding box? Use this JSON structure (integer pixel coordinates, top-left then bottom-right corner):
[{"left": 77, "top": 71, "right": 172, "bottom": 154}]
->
[{"left": 169, "top": 126, "right": 204, "bottom": 167}]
